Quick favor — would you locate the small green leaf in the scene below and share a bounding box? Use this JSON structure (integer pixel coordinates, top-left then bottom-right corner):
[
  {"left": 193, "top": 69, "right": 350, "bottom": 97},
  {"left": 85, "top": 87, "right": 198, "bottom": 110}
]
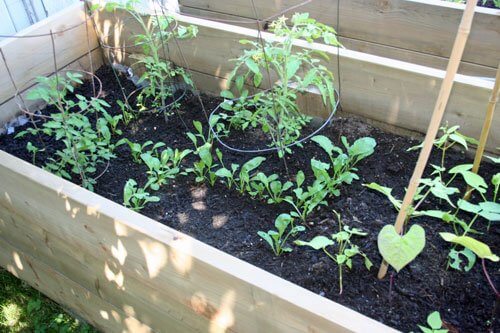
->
[
  {"left": 245, "top": 58, "right": 259, "bottom": 74},
  {"left": 427, "top": 311, "right": 443, "bottom": 330}
]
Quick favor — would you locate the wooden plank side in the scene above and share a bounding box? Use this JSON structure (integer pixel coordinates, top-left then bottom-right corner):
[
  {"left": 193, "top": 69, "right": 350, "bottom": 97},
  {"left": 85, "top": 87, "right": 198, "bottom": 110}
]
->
[
  {"left": 179, "top": 5, "right": 496, "bottom": 78},
  {"left": 0, "top": 238, "right": 154, "bottom": 333},
  {"left": 0, "top": 150, "right": 398, "bottom": 333},
  {"left": 94, "top": 10, "right": 498, "bottom": 152},
  {"left": 0, "top": 2, "right": 100, "bottom": 107},
  {"left": 179, "top": 0, "right": 500, "bottom": 76}
]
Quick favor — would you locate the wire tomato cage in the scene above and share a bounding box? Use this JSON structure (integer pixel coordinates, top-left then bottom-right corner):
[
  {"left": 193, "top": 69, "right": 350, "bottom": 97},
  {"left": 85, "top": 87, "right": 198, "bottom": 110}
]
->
[{"left": 208, "top": 88, "right": 340, "bottom": 154}]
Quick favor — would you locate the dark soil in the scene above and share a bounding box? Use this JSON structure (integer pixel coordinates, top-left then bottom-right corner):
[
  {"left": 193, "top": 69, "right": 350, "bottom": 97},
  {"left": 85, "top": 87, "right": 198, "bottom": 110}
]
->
[
  {"left": 477, "top": 0, "right": 499, "bottom": 9},
  {"left": 1, "top": 66, "right": 499, "bottom": 333}
]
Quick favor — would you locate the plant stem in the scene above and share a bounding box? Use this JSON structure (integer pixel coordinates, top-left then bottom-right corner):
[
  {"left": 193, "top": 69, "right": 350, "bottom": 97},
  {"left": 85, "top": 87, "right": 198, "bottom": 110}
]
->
[{"left": 482, "top": 259, "right": 499, "bottom": 297}]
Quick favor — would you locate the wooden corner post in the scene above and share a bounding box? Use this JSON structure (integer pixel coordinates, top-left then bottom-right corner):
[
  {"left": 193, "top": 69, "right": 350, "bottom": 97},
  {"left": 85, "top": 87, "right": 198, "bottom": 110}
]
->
[{"left": 377, "top": 0, "right": 478, "bottom": 279}]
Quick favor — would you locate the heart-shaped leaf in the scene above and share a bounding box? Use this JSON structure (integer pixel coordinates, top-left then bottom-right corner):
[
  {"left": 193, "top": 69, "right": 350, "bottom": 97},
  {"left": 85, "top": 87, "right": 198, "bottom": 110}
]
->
[{"left": 378, "top": 224, "right": 426, "bottom": 272}]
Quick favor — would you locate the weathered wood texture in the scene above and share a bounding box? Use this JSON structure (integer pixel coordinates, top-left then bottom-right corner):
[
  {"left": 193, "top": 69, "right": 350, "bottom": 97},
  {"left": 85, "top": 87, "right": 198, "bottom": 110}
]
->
[
  {"left": 179, "top": 0, "right": 500, "bottom": 78},
  {"left": 0, "top": 151, "right": 397, "bottom": 332},
  {"left": 0, "top": 2, "right": 102, "bottom": 124},
  {"left": 94, "top": 9, "right": 498, "bottom": 152}
]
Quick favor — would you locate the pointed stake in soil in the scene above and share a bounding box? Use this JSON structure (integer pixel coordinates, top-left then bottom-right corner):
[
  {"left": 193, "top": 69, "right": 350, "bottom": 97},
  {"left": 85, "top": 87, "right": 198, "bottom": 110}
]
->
[
  {"left": 464, "top": 63, "right": 500, "bottom": 200},
  {"left": 377, "top": 0, "right": 478, "bottom": 279}
]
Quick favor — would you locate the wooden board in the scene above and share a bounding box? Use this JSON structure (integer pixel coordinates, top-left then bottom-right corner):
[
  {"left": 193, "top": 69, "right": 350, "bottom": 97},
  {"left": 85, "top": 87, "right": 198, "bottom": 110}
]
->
[
  {"left": 0, "top": 150, "right": 397, "bottom": 332},
  {"left": 94, "top": 9, "right": 498, "bottom": 152},
  {"left": 179, "top": 0, "right": 500, "bottom": 77},
  {"left": 0, "top": 239, "right": 153, "bottom": 333},
  {"left": 0, "top": 2, "right": 101, "bottom": 110}
]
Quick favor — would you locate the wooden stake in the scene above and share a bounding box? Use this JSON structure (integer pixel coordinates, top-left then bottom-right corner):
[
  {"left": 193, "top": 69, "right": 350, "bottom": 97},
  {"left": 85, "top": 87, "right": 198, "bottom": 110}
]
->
[
  {"left": 377, "top": 0, "right": 477, "bottom": 279},
  {"left": 464, "top": 63, "right": 500, "bottom": 200}
]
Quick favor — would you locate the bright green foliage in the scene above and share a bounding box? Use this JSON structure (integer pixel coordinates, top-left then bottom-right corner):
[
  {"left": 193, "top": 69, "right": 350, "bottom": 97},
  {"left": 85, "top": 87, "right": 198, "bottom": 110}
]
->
[
  {"left": 250, "top": 172, "right": 293, "bottom": 203},
  {"left": 141, "top": 147, "right": 192, "bottom": 190},
  {"left": 285, "top": 170, "right": 328, "bottom": 222},
  {"left": 216, "top": 156, "right": 266, "bottom": 194},
  {"left": 187, "top": 121, "right": 220, "bottom": 185},
  {"left": 377, "top": 224, "right": 426, "bottom": 273},
  {"left": 295, "top": 211, "right": 372, "bottom": 293},
  {"left": 408, "top": 124, "right": 477, "bottom": 178},
  {"left": 258, "top": 213, "right": 305, "bottom": 256},
  {"left": 123, "top": 179, "right": 160, "bottom": 212},
  {"left": 418, "top": 311, "right": 448, "bottom": 333},
  {"left": 105, "top": 1, "right": 197, "bottom": 115},
  {"left": 311, "top": 135, "right": 376, "bottom": 197},
  {"left": 15, "top": 72, "right": 121, "bottom": 191},
  {"left": 0, "top": 268, "right": 95, "bottom": 332},
  {"left": 124, "top": 139, "right": 166, "bottom": 163},
  {"left": 222, "top": 13, "right": 341, "bottom": 157}
]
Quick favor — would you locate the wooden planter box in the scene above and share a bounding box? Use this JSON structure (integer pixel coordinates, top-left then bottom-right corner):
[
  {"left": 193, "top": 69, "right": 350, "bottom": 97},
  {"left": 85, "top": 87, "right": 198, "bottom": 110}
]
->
[{"left": 0, "top": 2, "right": 498, "bottom": 332}]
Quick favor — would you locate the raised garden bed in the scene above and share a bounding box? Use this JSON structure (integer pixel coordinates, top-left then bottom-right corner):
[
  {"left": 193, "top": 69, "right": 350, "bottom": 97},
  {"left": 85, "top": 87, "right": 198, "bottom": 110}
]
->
[
  {"left": 1, "top": 64, "right": 499, "bottom": 332},
  {"left": 0, "top": 1, "right": 499, "bottom": 332}
]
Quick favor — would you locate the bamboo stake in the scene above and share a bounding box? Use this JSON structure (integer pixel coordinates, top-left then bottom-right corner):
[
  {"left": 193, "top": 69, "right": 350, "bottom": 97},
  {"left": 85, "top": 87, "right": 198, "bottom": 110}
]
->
[
  {"left": 464, "top": 63, "right": 500, "bottom": 200},
  {"left": 377, "top": 0, "right": 477, "bottom": 279}
]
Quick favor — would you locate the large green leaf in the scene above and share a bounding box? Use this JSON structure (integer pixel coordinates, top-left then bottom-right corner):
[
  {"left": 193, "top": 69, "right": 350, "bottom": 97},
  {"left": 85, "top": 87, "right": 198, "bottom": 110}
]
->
[
  {"left": 378, "top": 224, "right": 426, "bottom": 272},
  {"left": 295, "top": 236, "right": 334, "bottom": 250},
  {"left": 348, "top": 137, "right": 376, "bottom": 161},
  {"left": 440, "top": 233, "right": 499, "bottom": 262}
]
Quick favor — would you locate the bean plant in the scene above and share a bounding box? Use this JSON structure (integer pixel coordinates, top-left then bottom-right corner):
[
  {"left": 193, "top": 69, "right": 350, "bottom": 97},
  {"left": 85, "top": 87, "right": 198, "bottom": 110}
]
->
[
  {"left": 258, "top": 213, "right": 305, "bottom": 256},
  {"left": 16, "top": 72, "right": 121, "bottom": 191},
  {"left": 104, "top": 0, "right": 197, "bottom": 116},
  {"left": 221, "top": 13, "right": 341, "bottom": 157},
  {"left": 367, "top": 128, "right": 499, "bottom": 273},
  {"left": 295, "top": 211, "right": 372, "bottom": 294}
]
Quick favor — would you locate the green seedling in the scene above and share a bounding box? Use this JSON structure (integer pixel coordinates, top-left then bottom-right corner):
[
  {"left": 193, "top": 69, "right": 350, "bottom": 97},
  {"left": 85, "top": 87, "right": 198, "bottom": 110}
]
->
[{"left": 258, "top": 213, "right": 305, "bottom": 256}]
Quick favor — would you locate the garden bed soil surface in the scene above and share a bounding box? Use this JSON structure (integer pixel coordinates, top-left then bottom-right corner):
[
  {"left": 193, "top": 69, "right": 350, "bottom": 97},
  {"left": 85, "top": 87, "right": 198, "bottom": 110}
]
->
[{"left": 1, "top": 66, "right": 499, "bottom": 333}]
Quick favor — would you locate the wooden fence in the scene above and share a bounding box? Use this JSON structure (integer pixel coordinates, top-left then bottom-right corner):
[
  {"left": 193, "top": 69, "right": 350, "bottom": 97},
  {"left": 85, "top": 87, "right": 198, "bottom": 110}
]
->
[{"left": 179, "top": 0, "right": 500, "bottom": 78}]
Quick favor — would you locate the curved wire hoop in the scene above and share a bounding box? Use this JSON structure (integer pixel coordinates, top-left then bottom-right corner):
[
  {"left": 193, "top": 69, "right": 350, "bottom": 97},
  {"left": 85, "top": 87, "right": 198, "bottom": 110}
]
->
[
  {"left": 14, "top": 69, "right": 104, "bottom": 120},
  {"left": 209, "top": 89, "right": 340, "bottom": 154}
]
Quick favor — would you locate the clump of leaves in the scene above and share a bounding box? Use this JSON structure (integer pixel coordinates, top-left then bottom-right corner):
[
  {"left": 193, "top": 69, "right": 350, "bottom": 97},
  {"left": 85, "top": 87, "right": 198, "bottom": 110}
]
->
[
  {"left": 221, "top": 13, "right": 341, "bottom": 157},
  {"left": 15, "top": 72, "right": 121, "bottom": 191},
  {"left": 285, "top": 170, "right": 328, "bottom": 223},
  {"left": 124, "top": 139, "right": 165, "bottom": 163},
  {"left": 141, "top": 147, "right": 191, "bottom": 190},
  {"left": 104, "top": 0, "right": 197, "bottom": 116},
  {"left": 249, "top": 172, "right": 293, "bottom": 204},
  {"left": 123, "top": 178, "right": 160, "bottom": 212},
  {"left": 408, "top": 124, "right": 477, "bottom": 178},
  {"left": 216, "top": 155, "right": 266, "bottom": 194},
  {"left": 295, "top": 211, "right": 372, "bottom": 294},
  {"left": 187, "top": 120, "right": 219, "bottom": 186},
  {"left": 258, "top": 213, "right": 305, "bottom": 256},
  {"left": 311, "top": 135, "right": 376, "bottom": 197}
]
